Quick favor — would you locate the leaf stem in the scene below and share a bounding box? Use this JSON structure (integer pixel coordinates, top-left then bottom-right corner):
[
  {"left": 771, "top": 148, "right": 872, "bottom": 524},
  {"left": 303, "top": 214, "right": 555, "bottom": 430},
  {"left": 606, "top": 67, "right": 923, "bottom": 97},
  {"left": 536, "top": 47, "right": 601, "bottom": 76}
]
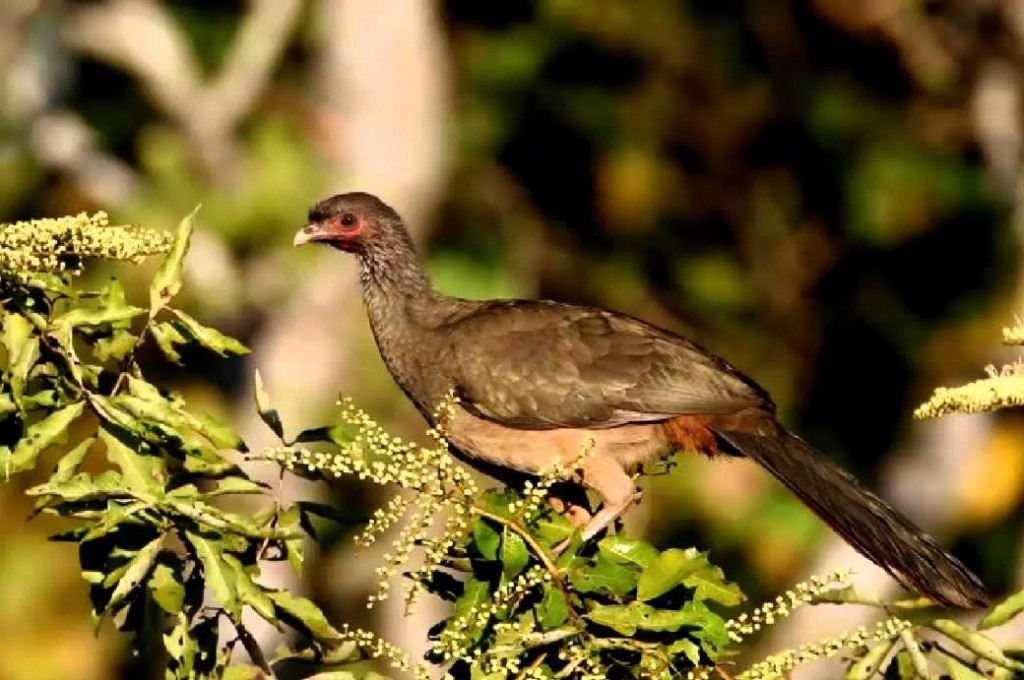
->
[{"left": 471, "top": 505, "right": 561, "bottom": 584}]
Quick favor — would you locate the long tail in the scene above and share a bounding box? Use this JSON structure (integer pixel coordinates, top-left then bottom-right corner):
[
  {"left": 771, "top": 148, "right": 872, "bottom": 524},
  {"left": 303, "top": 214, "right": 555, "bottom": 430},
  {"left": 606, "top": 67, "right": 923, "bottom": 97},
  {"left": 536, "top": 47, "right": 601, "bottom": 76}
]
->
[{"left": 711, "top": 423, "right": 989, "bottom": 608}]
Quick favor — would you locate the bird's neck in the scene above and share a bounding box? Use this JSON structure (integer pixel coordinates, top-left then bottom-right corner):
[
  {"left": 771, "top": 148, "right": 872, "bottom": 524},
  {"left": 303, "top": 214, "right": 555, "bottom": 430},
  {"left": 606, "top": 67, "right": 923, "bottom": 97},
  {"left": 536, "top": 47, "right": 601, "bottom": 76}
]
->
[
  {"left": 356, "top": 244, "right": 462, "bottom": 413},
  {"left": 357, "top": 243, "right": 448, "bottom": 324}
]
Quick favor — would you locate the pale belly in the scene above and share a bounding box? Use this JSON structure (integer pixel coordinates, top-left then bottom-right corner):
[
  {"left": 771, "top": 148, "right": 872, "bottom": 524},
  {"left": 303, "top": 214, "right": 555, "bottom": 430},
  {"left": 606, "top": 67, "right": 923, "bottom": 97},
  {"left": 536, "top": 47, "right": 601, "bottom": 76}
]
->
[{"left": 445, "top": 405, "right": 674, "bottom": 475}]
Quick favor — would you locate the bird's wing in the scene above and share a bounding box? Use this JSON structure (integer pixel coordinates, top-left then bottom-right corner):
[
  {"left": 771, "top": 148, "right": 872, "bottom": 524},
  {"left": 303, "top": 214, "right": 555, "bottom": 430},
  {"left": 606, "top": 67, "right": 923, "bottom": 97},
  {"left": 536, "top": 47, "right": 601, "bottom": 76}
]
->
[{"left": 446, "top": 301, "right": 772, "bottom": 429}]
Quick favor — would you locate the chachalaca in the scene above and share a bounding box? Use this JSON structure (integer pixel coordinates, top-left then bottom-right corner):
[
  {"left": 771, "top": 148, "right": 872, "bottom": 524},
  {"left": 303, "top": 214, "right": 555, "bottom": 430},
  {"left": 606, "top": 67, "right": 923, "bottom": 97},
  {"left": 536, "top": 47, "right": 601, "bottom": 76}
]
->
[{"left": 294, "top": 191, "right": 989, "bottom": 609}]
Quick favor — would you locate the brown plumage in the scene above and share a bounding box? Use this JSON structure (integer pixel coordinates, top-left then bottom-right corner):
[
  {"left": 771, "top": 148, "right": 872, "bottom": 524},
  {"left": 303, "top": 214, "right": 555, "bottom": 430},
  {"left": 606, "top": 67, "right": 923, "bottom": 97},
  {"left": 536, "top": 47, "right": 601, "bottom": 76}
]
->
[{"left": 294, "top": 191, "right": 990, "bottom": 609}]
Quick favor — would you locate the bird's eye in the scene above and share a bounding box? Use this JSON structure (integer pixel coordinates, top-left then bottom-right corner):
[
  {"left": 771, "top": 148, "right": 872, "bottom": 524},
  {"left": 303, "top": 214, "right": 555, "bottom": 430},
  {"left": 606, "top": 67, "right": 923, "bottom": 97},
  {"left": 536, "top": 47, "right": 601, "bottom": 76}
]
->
[{"left": 339, "top": 213, "right": 357, "bottom": 229}]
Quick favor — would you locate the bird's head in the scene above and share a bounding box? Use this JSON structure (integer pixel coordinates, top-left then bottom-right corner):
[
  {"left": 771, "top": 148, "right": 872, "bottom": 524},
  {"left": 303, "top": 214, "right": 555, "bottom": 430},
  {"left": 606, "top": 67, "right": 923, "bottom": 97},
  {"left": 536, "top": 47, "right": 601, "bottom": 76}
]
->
[{"left": 294, "top": 192, "right": 407, "bottom": 256}]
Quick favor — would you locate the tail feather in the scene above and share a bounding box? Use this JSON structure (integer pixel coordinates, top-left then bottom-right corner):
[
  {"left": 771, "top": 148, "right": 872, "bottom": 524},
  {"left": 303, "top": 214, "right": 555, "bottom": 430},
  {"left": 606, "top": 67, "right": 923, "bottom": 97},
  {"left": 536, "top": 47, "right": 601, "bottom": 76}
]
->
[{"left": 712, "top": 425, "right": 989, "bottom": 609}]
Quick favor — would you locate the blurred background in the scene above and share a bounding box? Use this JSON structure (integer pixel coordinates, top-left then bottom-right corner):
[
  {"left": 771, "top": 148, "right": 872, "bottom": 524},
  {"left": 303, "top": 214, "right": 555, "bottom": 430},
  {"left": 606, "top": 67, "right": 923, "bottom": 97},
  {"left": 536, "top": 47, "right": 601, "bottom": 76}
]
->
[{"left": 2, "top": 1, "right": 1024, "bottom": 678}]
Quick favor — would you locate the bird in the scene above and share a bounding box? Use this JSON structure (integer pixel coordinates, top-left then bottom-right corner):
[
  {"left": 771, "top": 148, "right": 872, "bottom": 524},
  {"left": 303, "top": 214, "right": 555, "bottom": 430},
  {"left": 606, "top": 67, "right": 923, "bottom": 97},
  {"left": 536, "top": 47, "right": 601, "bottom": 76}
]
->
[{"left": 293, "top": 191, "right": 990, "bottom": 609}]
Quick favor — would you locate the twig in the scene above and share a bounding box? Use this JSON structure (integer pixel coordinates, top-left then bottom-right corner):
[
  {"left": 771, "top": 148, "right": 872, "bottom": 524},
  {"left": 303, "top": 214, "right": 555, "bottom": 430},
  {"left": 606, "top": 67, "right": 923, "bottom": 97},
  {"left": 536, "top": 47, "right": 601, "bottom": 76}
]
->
[
  {"left": 64, "top": 0, "right": 302, "bottom": 176},
  {"left": 900, "top": 629, "right": 931, "bottom": 678},
  {"left": 470, "top": 505, "right": 562, "bottom": 586}
]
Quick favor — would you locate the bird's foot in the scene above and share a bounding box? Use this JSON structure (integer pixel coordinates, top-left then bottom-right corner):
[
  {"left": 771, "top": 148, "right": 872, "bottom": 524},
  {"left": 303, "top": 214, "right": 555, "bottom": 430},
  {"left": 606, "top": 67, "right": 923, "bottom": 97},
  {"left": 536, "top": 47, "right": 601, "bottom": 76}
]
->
[{"left": 547, "top": 496, "right": 593, "bottom": 527}]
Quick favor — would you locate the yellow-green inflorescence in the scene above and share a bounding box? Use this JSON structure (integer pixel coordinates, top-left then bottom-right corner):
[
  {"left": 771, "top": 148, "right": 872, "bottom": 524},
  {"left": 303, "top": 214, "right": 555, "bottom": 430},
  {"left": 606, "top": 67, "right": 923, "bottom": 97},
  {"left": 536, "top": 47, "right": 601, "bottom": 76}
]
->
[
  {"left": 339, "top": 625, "right": 433, "bottom": 680},
  {"left": 915, "top": 317, "right": 1024, "bottom": 419},
  {"left": 509, "top": 435, "right": 595, "bottom": 523},
  {"left": 0, "top": 212, "right": 172, "bottom": 275},
  {"left": 725, "top": 570, "right": 853, "bottom": 644},
  {"left": 266, "top": 395, "right": 479, "bottom": 610},
  {"left": 1002, "top": 318, "right": 1024, "bottom": 346},
  {"left": 435, "top": 565, "right": 552, "bottom": 667},
  {"left": 737, "top": 617, "right": 912, "bottom": 680},
  {"left": 914, "top": 363, "right": 1024, "bottom": 419},
  {"left": 686, "top": 571, "right": 860, "bottom": 680}
]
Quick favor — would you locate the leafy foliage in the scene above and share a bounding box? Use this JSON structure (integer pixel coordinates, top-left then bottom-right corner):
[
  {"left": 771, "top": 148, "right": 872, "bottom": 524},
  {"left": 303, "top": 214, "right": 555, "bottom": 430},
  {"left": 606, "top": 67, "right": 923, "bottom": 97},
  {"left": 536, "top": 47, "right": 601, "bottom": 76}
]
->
[
  {"left": 5, "top": 211, "right": 1024, "bottom": 680},
  {"left": 427, "top": 493, "right": 740, "bottom": 678},
  {"left": 0, "top": 212, "right": 364, "bottom": 679}
]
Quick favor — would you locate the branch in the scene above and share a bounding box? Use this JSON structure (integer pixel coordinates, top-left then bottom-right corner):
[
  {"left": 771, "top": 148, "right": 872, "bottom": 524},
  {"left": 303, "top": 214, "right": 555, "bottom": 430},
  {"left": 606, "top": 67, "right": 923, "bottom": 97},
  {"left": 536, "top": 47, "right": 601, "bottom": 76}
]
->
[{"left": 64, "top": 0, "right": 302, "bottom": 177}]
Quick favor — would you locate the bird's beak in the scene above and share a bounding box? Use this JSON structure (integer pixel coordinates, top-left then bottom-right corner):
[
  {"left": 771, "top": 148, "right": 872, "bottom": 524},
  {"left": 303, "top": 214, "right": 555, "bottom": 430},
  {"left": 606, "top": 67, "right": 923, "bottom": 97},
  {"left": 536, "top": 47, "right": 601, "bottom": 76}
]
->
[{"left": 294, "top": 223, "right": 327, "bottom": 246}]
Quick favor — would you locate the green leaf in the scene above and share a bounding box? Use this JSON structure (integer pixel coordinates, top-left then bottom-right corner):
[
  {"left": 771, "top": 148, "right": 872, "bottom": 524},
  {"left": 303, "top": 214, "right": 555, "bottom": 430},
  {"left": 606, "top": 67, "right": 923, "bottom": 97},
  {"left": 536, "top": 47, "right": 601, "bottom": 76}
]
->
[
  {"left": 49, "top": 324, "right": 83, "bottom": 385},
  {"left": 844, "top": 640, "right": 895, "bottom": 680},
  {"left": 683, "top": 565, "right": 744, "bottom": 607},
  {"left": 149, "top": 562, "right": 185, "bottom": 614},
  {"left": 93, "top": 330, "right": 137, "bottom": 362},
  {"left": 279, "top": 505, "right": 306, "bottom": 575},
  {"left": 569, "top": 554, "right": 638, "bottom": 596},
  {"left": 598, "top": 536, "right": 659, "bottom": 569},
  {"left": 113, "top": 388, "right": 200, "bottom": 450},
  {"left": 105, "top": 535, "right": 163, "bottom": 615},
  {"left": 170, "top": 309, "right": 249, "bottom": 356},
  {"left": 3, "top": 312, "right": 39, "bottom": 406},
  {"left": 931, "top": 619, "right": 1024, "bottom": 671},
  {"left": 82, "top": 501, "right": 147, "bottom": 540},
  {"left": 150, "top": 206, "right": 198, "bottom": 314},
  {"left": 267, "top": 591, "right": 342, "bottom": 644},
  {"left": 204, "top": 476, "right": 267, "bottom": 497},
  {"left": 292, "top": 425, "right": 349, "bottom": 444},
  {"left": 26, "top": 470, "right": 127, "bottom": 502},
  {"left": 898, "top": 633, "right": 930, "bottom": 680},
  {"left": 164, "top": 612, "right": 199, "bottom": 677},
  {"left": 638, "top": 548, "right": 700, "bottom": 601},
  {"left": 170, "top": 500, "right": 295, "bottom": 540},
  {"left": 89, "top": 394, "right": 144, "bottom": 434},
  {"left": 9, "top": 401, "right": 85, "bottom": 474},
  {"left": 500, "top": 527, "right": 530, "bottom": 579},
  {"left": 638, "top": 548, "right": 743, "bottom": 605},
  {"left": 51, "top": 305, "right": 145, "bottom": 331},
  {"left": 11, "top": 338, "right": 40, "bottom": 405},
  {"left": 473, "top": 517, "right": 500, "bottom": 560},
  {"left": 304, "top": 673, "right": 358, "bottom": 680},
  {"left": 538, "top": 585, "right": 568, "bottom": 630},
  {"left": 101, "top": 278, "right": 127, "bottom": 307},
  {"left": 533, "top": 512, "right": 575, "bottom": 546},
  {"left": 186, "top": 532, "right": 240, "bottom": 618},
  {"left": 222, "top": 666, "right": 264, "bottom": 680},
  {"left": 446, "top": 577, "right": 491, "bottom": 645},
  {"left": 296, "top": 501, "right": 363, "bottom": 525},
  {"left": 667, "top": 638, "right": 701, "bottom": 666},
  {"left": 23, "top": 390, "right": 58, "bottom": 408},
  {"left": 585, "top": 601, "right": 708, "bottom": 636},
  {"left": 3, "top": 311, "right": 34, "bottom": 359},
  {"left": 253, "top": 370, "right": 284, "bottom": 439},
  {"left": 980, "top": 588, "right": 1024, "bottom": 630},
  {"left": 99, "top": 425, "right": 164, "bottom": 495},
  {"left": 456, "top": 578, "right": 490, "bottom": 617},
  {"left": 125, "top": 375, "right": 163, "bottom": 401},
  {"left": 150, "top": 321, "right": 186, "bottom": 364},
  {"left": 182, "top": 450, "right": 239, "bottom": 477},
  {"left": 180, "top": 409, "right": 246, "bottom": 451},
  {"left": 478, "top": 488, "right": 518, "bottom": 520},
  {"left": 50, "top": 437, "right": 95, "bottom": 484},
  {"left": 682, "top": 600, "right": 730, "bottom": 653},
  {"left": 938, "top": 653, "right": 988, "bottom": 680},
  {"left": 222, "top": 554, "right": 277, "bottom": 625}
]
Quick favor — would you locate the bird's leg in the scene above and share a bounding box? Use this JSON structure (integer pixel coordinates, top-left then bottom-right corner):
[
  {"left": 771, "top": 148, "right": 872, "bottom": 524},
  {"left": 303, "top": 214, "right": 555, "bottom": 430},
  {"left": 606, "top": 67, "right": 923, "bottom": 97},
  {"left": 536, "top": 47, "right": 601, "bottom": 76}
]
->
[
  {"left": 547, "top": 496, "right": 592, "bottom": 526},
  {"left": 546, "top": 480, "right": 593, "bottom": 527},
  {"left": 577, "top": 454, "right": 638, "bottom": 543},
  {"left": 549, "top": 457, "right": 637, "bottom": 554}
]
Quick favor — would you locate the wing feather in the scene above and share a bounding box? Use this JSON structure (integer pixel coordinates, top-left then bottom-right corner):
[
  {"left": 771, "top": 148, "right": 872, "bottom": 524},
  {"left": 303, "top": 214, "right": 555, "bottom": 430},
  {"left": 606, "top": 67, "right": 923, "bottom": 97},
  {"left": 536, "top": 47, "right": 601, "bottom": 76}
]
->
[{"left": 446, "top": 301, "right": 771, "bottom": 429}]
